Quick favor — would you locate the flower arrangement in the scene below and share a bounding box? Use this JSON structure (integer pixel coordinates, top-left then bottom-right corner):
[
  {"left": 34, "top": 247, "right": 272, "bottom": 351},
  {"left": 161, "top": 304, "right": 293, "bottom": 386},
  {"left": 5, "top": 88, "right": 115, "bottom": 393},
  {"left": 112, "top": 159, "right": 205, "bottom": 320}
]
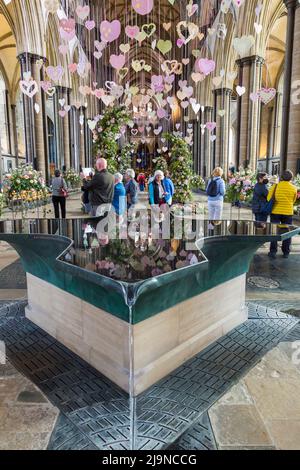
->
[
  {"left": 2, "top": 164, "right": 50, "bottom": 208},
  {"left": 164, "top": 133, "right": 194, "bottom": 203},
  {"left": 64, "top": 168, "right": 81, "bottom": 189},
  {"left": 154, "top": 155, "right": 169, "bottom": 174},
  {"left": 226, "top": 167, "right": 256, "bottom": 205},
  {"left": 0, "top": 191, "right": 5, "bottom": 218},
  {"left": 118, "top": 142, "right": 135, "bottom": 174},
  {"left": 93, "top": 105, "right": 132, "bottom": 173},
  {"left": 294, "top": 174, "right": 300, "bottom": 210},
  {"left": 191, "top": 175, "right": 206, "bottom": 192}
]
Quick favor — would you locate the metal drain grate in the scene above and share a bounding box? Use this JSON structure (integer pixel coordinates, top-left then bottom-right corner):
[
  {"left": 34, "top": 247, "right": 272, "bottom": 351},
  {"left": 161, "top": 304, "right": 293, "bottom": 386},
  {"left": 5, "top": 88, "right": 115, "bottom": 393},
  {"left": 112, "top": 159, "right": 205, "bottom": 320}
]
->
[{"left": 0, "top": 300, "right": 298, "bottom": 450}]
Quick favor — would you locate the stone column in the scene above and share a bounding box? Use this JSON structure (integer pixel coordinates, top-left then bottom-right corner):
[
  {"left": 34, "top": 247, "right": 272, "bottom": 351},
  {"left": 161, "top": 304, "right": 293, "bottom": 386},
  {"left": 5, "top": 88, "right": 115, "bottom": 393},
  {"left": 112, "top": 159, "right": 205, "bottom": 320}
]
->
[
  {"left": 201, "top": 106, "right": 213, "bottom": 177},
  {"left": 236, "top": 56, "right": 264, "bottom": 170},
  {"left": 55, "top": 86, "right": 72, "bottom": 171},
  {"left": 213, "top": 88, "right": 232, "bottom": 175},
  {"left": 273, "top": 92, "right": 283, "bottom": 157},
  {"left": 10, "top": 104, "right": 19, "bottom": 167},
  {"left": 79, "top": 106, "right": 86, "bottom": 169},
  {"left": 284, "top": 1, "right": 300, "bottom": 173},
  {"left": 18, "top": 53, "right": 49, "bottom": 177}
]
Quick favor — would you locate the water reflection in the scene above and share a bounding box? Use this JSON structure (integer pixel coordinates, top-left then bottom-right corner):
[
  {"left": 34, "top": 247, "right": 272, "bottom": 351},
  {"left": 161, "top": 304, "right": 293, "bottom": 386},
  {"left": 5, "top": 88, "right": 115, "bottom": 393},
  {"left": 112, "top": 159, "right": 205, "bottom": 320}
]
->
[{"left": 0, "top": 218, "right": 297, "bottom": 283}]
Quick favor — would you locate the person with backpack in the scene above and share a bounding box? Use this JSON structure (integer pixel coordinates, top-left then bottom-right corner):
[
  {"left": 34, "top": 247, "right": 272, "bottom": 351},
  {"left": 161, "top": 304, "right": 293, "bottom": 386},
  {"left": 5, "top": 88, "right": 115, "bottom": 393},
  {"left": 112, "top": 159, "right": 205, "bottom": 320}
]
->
[
  {"left": 206, "top": 167, "right": 226, "bottom": 222},
  {"left": 252, "top": 172, "right": 269, "bottom": 224}
]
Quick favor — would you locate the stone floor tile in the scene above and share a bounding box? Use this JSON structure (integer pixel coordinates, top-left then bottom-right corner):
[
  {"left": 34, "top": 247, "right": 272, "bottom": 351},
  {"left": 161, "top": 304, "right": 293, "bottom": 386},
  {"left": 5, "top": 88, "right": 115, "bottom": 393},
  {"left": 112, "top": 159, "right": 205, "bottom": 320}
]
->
[
  {"left": 209, "top": 404, "right": 273, "bottom": 448},
  {"left": 1, "top": 405, "right": 59, "bottom": 433},
  {"left": 278, "top": 342, "right": 300, "bottom": 375},
  {"left": 216, "top": 381, "right": 253, "bottom": 406},
  {"left": 244, "top": 376, "right": 300, "bottom": 420},
  {"left": 244, "top": 347, "right": 300, "bottom": 380},
  {"left": 265, "top": 419, "right": 300, "bottom": 450},
  {"left": 0, "top": 431, "right": 51, "bottom": 450}
]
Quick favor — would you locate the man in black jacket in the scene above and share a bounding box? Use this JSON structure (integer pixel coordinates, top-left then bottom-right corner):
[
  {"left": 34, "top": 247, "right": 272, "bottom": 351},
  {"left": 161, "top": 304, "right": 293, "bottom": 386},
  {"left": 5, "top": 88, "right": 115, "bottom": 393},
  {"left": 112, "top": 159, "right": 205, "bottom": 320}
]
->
[{"left": 83, "top": 158, "right": 115, "bottom": 216}]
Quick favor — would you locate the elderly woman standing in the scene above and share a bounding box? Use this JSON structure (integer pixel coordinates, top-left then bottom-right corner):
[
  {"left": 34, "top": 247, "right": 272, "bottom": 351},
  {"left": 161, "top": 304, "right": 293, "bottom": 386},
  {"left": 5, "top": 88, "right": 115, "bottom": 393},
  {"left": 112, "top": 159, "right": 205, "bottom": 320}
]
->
[
  {"left": 206, "top": 167, "right": 226, "bottom": 221},
  {"left": 149, "top": 170, "right": 170, "bottom": 206},
  {"left": 125, "top": 169, "right": 138, "bottom": 209},
  {"left": 112, "top": 173, "right": 126, "bottom": 216}
]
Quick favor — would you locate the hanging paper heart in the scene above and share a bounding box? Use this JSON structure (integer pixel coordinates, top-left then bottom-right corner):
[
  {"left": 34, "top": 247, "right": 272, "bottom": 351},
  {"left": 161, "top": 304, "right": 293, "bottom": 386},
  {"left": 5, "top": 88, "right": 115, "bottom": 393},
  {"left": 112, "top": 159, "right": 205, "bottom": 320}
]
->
[
  {"left": 163, "top": 22, "right": 171, "bottom": 31},
  {"left": 132, "top": 0, "right": 153, "bottom": 15},
  {"left": 254, "top": 23, "right": 263, "bottom": 35},
  {"left": 187, "top": 1, "right": 198, "bottom": 17},
  {"left": 192, "top": 103, "right": 200, "bottom": 114},
  {"left": 154, "top": 126, "right": 163, "bottom": 136},
  {"left": 258, "top": 87, "right": 276, "bottom": 104},
  {"left": 46, "top": 87, "right": 56, "bottom": 97},
  {"left": 181, "top": 101, "right": 189, "bottom": 109},
  {"left": 40, "top": 81, "right": 52, "bottom": 93},
  {"left": 20, "top": 79, "right": 38, "bottom": 98},
  {"left": 132, "top": 60, "right": 146, "bottom": 72},
  {"left": 110, "top": 54, "right": 126, "bottom": 70},
  {"left": 218, "top": 110, "right": 226, "bottom": 117},
  {"left": 34, "top": 103, "right": 40, "bottom": 114},
  {"left": 118, "top": 68, "right": 129, "bottom": 80},
  {"left": 87, "top": 120, "right": 97, "bottom": 131},
  {"left": 157, "top": 40, "right": 172, "bottom": 55},
  {"left": 177, "top": 21, "right": 199, "bottom": 45},
  {"left": 191, "top": 73, "right": 205, "bottom": 83},
  {"left": 206, "top": 122, "right": 217, "bottom": 132},
  {"left": 85, "top": 20, "right": 95, "bottom": 31},
  {"left": 125, "top": 25, "right": 140, "bottom": 39},
  {"left": 157, "top": 108, "right": 167, "bottom": 119},
  {"left": 233, "top": 35, "right": 255, "bottom": 58},
  {"left": 59, "top": 110, "right": 67, "bottom": 118},
  {"left": 100, "top": 20, "right": 121, "bottom": 43},
  {"left": 151, "top": 75, "right": 164, "bottom": 93},
  {"left": 233, "top": 0, "right": 245, "bottom": 7},
  {"left": 182, "top": 58, "right": 190, "bottom": 66},
  {"left": 46, "top": 65, "right": 64, "bottom": 82},
  {"left": 212, "top": 76, "right": 223, "bottom": 87},
  {"left": 59, "top": 99, "right": 65, "bottom": 107},
  {"left": 136, "top": 31, "right": 147, "bottom": 43},
  {"left": 59, "top": 19, "right": 76, "bottom": 41},
  {"left": 120, "top": 43, "right": 130, "bottom": 54},
  {"left": 195, "top": 58, "right": 216, "bottom": 76},
  {"left": 68, "top": 63, "right": 77, "bottom": 74},
  {"left": 101, "top": 95, "right": 115, "bottom": 107},
  {"left": 210, "top": 135, "right": 217, "bottom": 142},
  {"left": 142, "top": 23, "right": 156, "bottom": 37},
  {"left": 162, "top": 60, "right": 182, "bottom": 75},
  {"left": 76, "top": 5, "right": 90, "bottom": 20},
  {"left": 236, "top": 86, "right": 246, "bottom": 96}
]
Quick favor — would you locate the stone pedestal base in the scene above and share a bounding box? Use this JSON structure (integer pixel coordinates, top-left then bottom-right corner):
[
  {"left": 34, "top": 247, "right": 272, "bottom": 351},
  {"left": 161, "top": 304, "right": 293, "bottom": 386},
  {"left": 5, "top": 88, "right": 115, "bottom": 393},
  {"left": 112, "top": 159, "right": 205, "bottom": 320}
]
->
[{"left": 25, "top": 273, "right": 247, "bottom": 396}]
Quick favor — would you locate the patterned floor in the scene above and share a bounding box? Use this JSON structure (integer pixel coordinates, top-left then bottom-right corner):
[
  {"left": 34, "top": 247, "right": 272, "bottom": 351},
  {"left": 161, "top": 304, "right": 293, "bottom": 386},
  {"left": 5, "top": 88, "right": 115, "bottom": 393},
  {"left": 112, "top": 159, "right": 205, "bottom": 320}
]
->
[{"left": 0, "top": 300, "right": 299, "bottom": 450}]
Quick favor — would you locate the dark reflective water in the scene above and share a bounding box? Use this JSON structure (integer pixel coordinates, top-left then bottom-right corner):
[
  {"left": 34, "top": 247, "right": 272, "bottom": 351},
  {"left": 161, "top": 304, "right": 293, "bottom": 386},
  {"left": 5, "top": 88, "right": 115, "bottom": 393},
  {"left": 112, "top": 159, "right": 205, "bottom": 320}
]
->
[{"left": 0, "top": 218, "right": 297, "bottom": 282}]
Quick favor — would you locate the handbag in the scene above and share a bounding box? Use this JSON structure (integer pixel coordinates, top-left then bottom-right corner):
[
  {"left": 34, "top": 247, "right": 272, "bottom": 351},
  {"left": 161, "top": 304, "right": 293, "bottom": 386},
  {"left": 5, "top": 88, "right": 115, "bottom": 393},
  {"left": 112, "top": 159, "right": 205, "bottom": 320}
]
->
[
  {"left": 260, "top": 184, "right": 277, "bottom": 215},
  {"left": 60, "top": 178, "right": 68, "bottom": 198}
]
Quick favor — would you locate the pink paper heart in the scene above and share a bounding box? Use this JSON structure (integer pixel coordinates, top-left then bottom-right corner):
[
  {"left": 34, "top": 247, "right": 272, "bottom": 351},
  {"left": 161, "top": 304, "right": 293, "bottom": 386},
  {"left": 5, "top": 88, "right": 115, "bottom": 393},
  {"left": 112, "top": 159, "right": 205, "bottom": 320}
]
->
[
  {"left": 46, "top": 65, "right": 64, "bottom": 82},
  {"left": 132, "top": 0, "right": 153, "bottom": 15},
  {"left": 20, "top": 80, "right": 38, "bottom": 98},
  {"left": 157, "top": 108, "right": 167, "bottom": 119},
  {"left": 195, "top": 58, "right": 216, "bottom": 76},
  {"left": 206, "top": 121, "right": 217, "bottom": 132},
  {"left": 76, "top": 5, "right": 90, "bottom": 20},
  {"left": 59, "top": 110, "right": 66, "bottom": 118},
  {"left": 68, "top": 63, "right": 77, "bottom": 74},
  {"left": 109, "top": 54, "right": 126, "bottom": 70},
  {"left": 59, "top": 18, "right": 76, "bottom": 41},
  {"left": 59, "top": 45, "right": 68, "bottom": 55},
  {"left": 125, "top": 25, "right": 140, "bottom": 39},
  {"left": 100, "top": 20, "right": 121, "bottom": 43},
  {"left": 85, "top": 20, "right": 95, "bottom": 31}
]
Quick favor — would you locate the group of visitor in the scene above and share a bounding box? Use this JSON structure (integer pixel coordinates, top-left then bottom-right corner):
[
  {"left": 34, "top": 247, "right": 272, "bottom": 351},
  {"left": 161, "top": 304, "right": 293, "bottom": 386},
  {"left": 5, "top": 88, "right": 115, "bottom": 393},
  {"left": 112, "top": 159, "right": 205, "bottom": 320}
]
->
[
  {"left": 206, "top": 166, "right": 297, "bottom": 259},
  {"left": 252, "top": 170, "right": 297, "bottom": 258}
]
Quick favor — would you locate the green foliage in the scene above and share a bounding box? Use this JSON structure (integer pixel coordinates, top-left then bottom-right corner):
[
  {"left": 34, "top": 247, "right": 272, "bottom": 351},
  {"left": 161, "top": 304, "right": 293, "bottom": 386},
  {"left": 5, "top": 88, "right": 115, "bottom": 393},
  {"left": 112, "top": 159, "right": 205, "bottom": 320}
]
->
[
  {"left": 93, "top": 105, "right": 132, "bottom": 173},
  {"left": 154, "top": 156, "right": 168, "bottom": 174},
  {"left": 118, "top": 142, "right": 135, "bottom": 175},
  {"left": 164, "top": 133, "right": 194, "bottom": 203}
]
